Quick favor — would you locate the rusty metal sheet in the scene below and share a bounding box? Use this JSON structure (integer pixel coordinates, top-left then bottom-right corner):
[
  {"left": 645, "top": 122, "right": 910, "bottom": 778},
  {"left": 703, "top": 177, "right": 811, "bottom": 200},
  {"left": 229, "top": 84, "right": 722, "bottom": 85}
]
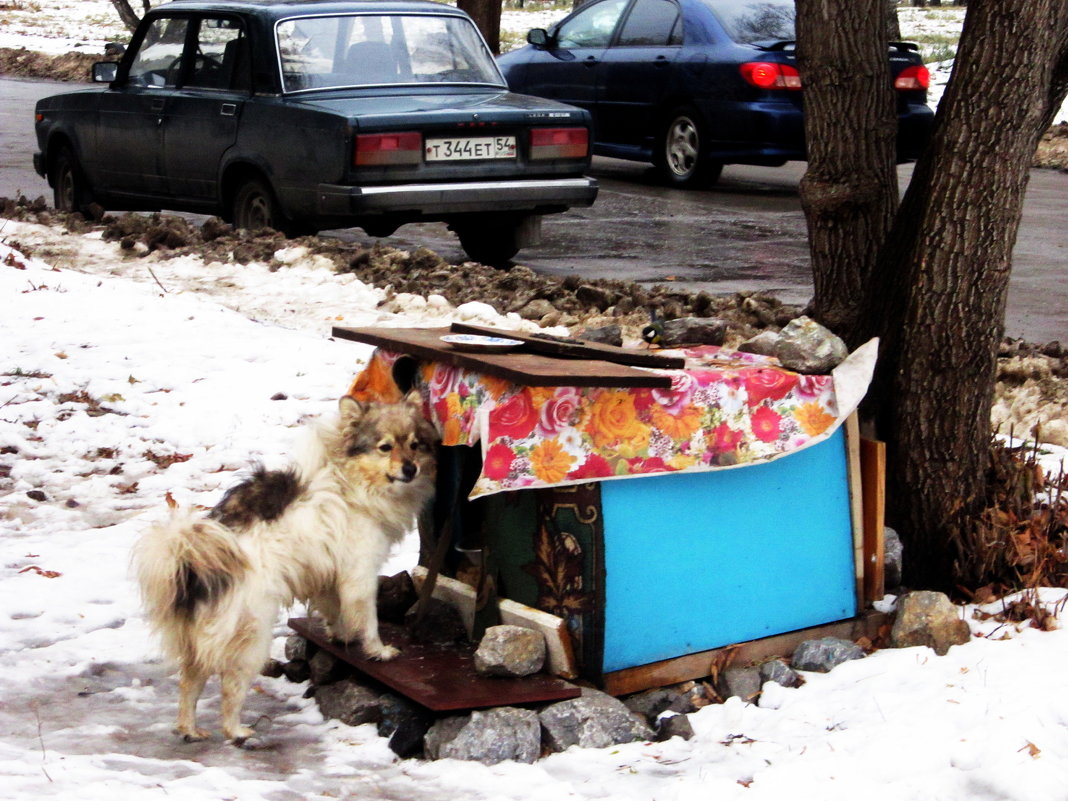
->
[
  {"left": 288, "top": 618, "right": 581, "bottom": 712},
  {"left": 331, "top": 325, "right": 673, "bottom": 388}
]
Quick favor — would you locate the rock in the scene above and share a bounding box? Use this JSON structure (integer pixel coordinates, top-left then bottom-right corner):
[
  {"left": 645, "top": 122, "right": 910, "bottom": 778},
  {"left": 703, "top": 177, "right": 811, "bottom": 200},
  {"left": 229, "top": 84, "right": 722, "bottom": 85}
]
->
[
  {"left": 284, "top": 634, "right": 314, "bottom": 662},
  {"left": 314, "top": 678, "right": 384, "bottom": 727},
  {"left": 281, "top": 659, "right": 310, "bottom": 683},
  {"left": 890, "top": 591, "right": 971, "bottom": 655},
  {"left": 377, "top": 571, "right": 417, "bottom": 624},
  {"left": 575, "top": 284, "right": 616, "bottom": 311},
  {"left": 539, "top": 690, "right": 654, "bottom": 752},
  {"left": 759, "top": 659, "right": 802, "bottom": 689},
  {"left": 792, "top": 637, "right": 866, "bottom": 672},
  {"left": 740, "top": 317, "right": 848, "bottom": 374},
  {"left": 622, "top": 688, "right": 693, "bottom": 725},
  {"left": 580, "top": 324, "right": 623, "bottom": 346},
  {"left": 376, "top": 693, "right": 432, "bottom": 758},
  {"left": 404, "top": 597, "right": 468, "bottom": 644},
  {"left": 659, "top": 316, "right": 728, "bottom": 347},
  {"left": 737, "top": 330, "right": 781, "bottom": 357},
  {"left": 473, "top": 625, "right": 546, "bottom": 678},
  {"left": 774, "top": 316, "right": 849, "bottom": 374},
  {"left": 260, "top": 659, "right": 285, "bottom": 679},
  {"left": 719, "top": 667, "right": 762, "bottom": 702},
  {"left": 884, "top": 527, "right": 903, "bottom": 589},
  {"left": 655, "top": 713, "right": 695, "bottom": 742},
  {"left": 517, "top": 298, "right": 556, "bottom": 320},
  {"left": 308, "top": 649, "right": 349, "bottom": 685},
  {"left": 424, "top": 707, "right": 541, "bottom": 765}
]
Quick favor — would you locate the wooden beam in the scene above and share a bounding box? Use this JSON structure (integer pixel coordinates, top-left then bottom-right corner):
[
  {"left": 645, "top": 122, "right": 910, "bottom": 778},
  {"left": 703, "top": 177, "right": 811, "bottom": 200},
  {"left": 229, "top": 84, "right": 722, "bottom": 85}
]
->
[
  {"left": 411, "top": 566, "right": 578, "bottom": 679},
  {"left": 600, "top": 611, "right": 888, "bottom": 697},
  {"left": 845, "top": 413, "right": 866, "bottom": 610},
  {"left": 860, "top": 437, "right": 887, "bottom": 603}
]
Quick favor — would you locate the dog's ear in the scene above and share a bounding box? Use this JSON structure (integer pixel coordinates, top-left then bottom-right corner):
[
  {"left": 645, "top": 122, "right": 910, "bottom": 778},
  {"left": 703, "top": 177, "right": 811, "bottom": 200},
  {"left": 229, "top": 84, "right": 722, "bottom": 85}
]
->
[
  {"left": 338, "top": 395, "right": 367, "bottom": 421},
  {"left": 402, "top": 389, "right": 423, "bottom": 409}
]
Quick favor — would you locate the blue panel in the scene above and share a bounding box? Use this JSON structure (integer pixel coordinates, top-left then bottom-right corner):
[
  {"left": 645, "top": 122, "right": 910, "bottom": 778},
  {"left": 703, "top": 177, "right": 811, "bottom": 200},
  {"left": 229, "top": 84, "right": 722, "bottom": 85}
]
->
[{"left": 600, "top": 429, "right": 857, "bottom": 672}]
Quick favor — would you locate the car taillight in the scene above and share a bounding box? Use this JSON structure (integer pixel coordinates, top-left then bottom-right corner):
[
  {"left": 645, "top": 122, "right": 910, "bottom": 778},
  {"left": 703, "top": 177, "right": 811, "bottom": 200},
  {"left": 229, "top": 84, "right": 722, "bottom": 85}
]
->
[
  {"left": 894, "top": 65, "right": 930, "bottom": 90},
  {"left": 740, "top": 62, "right": 802, "bottom": 90},
  {"left": 530, "top": 127, "right": 589, "bottom": 159},
  {"left": 354, "top": 132, "right": 422, "bottom": 166}
]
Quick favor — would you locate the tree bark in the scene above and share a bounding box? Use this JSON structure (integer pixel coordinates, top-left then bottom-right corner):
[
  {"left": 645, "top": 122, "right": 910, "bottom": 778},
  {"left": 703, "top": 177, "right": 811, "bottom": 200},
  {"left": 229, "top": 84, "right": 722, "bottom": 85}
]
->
[
  {"left": 860, "top": 0, "right": 1068, "bottom": 589},
  {"left": 795, "top": 0, "right": 899, "bottom": 336},
  {"left": 109, "top": 0, "right": 142, "bottom": 33},
  {"left": 458, "top": 0, "right": 503, "bottom": 54}
]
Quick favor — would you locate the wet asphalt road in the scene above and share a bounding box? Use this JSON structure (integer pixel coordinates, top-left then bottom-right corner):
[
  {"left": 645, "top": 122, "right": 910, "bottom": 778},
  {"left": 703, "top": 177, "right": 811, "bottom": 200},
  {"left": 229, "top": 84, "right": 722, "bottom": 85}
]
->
[{"left": 3, "top": 76, "right": 1065, "bottom": 343}]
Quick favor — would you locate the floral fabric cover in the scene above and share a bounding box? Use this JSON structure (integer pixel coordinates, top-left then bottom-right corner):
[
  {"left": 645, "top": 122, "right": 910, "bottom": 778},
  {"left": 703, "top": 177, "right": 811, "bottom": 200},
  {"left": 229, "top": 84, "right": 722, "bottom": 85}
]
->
[{"left": 348, "top": 344, "right": 875, "bottom": 498}]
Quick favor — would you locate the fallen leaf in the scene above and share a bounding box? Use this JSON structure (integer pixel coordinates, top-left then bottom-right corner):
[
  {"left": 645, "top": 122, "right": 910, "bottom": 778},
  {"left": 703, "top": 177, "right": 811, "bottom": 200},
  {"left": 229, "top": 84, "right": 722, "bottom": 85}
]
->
[
  {"left": 19, "top": 565, "right": 62, "bottom": 579},
  {"left": 1020, "top": 741, "right": 1041, "bottom": 759},
  {"left": 165, "top": 491, "right": 178, "bottom": 509}
]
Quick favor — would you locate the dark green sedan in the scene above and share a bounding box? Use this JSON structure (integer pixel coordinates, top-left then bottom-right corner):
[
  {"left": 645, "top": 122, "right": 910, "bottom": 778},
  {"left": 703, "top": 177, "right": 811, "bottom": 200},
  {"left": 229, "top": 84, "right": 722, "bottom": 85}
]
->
[{"left": 33, "top": 0, "right": 598, "bottom": 265}]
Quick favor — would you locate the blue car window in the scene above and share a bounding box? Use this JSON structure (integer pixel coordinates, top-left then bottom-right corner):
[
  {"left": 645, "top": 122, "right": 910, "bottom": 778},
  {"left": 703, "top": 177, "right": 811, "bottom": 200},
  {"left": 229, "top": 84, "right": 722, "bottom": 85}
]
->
[
  {"left": 617, "top": 0, "right": 682, "bottom": 47},
  {"left": 555, "top": 0, "right": 629, "bottom": 49},
  {"left": 701, "top": 0, "right": 795, "bottom": 44},
  {"left": 127, "top": 17, "right": 189, "bottom": 88}
]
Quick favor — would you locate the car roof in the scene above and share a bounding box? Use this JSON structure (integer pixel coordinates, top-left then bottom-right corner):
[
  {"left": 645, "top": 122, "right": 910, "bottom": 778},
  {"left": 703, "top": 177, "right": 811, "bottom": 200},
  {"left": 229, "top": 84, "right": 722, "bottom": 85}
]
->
[{"left": 158, "top": 0, "right": 468, "bottom": 20}]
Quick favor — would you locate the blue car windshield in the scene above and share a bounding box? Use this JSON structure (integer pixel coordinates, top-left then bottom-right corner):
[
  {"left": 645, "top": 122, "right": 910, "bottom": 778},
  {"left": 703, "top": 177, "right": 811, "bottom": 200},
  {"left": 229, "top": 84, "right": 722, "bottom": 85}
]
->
[
  {"left": 701, "top": 0, "right": 795, "bottom": 44},
  {"left": 276, "top": 13, "right": 506, "bottom": 92}
]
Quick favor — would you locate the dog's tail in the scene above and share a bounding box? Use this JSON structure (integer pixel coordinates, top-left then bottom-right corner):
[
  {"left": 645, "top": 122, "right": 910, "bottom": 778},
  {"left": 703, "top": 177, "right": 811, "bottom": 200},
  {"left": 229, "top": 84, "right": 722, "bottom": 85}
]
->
[{"left": 133, "top": 512, "right": 250, "bottom": 659}]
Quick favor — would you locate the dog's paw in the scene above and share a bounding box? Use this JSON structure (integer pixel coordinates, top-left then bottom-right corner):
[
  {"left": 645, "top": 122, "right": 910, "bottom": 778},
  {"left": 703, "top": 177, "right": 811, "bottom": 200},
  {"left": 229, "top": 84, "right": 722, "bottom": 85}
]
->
[
  {"left": 175, "top": 727, "right": 210, "bottom": 742},
  {"left": 226, "top": 726, "right": 259, "bottom": 747},
  {"left": 365, "top": 643, "right": 400, "bottom": 661}
]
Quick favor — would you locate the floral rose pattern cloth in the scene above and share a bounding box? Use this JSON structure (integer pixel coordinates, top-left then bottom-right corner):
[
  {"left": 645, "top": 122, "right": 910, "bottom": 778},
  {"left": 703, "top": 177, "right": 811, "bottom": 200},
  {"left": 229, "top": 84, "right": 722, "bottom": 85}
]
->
[{"left": 349, "top": 346, "right": 845, "bottom": 498}]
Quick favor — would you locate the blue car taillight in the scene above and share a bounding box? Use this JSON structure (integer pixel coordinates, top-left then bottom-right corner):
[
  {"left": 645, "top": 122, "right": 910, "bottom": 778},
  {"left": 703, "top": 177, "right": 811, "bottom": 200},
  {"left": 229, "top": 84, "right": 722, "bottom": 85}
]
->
[
  {"left": 894, "top": 65, "right": 931, "bottom": 90},
  {"left": 740, "top": 62, "right": 802, "bottom": 90}
]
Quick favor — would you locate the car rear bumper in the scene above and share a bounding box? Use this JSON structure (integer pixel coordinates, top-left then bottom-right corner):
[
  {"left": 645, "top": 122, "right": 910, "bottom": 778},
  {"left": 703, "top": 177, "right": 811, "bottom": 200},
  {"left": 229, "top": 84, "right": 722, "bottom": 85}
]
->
[{"left": 317, "top": 177, "right": 599, "bottom": 217}]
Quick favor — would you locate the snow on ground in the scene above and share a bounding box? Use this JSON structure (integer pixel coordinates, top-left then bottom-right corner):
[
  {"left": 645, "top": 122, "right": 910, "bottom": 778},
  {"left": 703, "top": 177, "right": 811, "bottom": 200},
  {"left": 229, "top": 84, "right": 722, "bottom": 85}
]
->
[
  {"left": 3, "top": 223, "right": 1068, "bottom": 801},
  {"left": 2, "top": 3, "right": 1068, "bottom": 799}
]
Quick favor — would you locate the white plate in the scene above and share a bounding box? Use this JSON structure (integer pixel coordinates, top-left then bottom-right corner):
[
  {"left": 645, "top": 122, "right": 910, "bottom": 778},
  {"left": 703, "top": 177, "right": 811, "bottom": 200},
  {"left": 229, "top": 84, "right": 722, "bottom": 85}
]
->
[{"left": 441, "top": 333, "right": 523, "bottom": 353}]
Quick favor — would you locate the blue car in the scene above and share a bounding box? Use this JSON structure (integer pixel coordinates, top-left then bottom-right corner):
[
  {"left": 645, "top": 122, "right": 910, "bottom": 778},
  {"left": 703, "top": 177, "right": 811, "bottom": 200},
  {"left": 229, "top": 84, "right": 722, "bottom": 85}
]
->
[{"left": 497, "top": 0, "right": 934, "bottom": 187}]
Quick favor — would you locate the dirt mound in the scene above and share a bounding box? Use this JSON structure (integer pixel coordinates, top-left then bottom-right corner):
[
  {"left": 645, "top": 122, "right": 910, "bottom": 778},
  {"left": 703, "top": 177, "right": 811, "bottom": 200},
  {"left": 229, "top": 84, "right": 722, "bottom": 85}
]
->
[{"left": 0, "top": 47, "right": 104, "bottom": 81}]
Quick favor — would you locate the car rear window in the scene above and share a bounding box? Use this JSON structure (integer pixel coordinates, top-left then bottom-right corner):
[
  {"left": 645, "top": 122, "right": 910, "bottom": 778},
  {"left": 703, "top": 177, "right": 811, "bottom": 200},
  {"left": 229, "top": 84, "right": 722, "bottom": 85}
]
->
[
  {"left": 276, "top": 13, "right": 506, "bottom": 92},
  {"left": 701, "top": 0, "right": 795, "bottom": 45}
]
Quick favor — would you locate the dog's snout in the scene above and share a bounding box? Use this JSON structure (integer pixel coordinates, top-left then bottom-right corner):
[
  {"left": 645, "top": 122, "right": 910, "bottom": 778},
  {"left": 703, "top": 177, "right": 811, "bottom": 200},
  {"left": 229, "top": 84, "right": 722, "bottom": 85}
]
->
[{"left": 401, "top": 460, "right": 417, "bottom": 481}]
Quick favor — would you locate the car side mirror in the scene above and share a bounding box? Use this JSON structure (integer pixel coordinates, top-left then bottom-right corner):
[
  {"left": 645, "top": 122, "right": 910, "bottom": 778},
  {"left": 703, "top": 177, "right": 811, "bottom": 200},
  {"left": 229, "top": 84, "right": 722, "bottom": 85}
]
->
[
  {"left": 527, "top": 28, "right": 551, "bottom": 49},
  {"left": 92, "top": 62, "right": 119, "bottom": 83}
]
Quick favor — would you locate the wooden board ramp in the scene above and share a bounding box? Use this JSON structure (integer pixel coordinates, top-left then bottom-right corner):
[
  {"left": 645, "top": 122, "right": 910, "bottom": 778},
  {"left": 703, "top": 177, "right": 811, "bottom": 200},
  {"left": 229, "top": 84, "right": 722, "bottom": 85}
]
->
[{"left": 288, "top": 617, "right": 581, "bottom": 712}]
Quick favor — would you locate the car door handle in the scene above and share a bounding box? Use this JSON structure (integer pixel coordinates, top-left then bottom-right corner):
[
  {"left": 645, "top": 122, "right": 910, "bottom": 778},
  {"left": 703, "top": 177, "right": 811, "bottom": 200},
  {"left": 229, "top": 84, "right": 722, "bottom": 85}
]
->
[
  {"left": 150, "top": 98, "right": 165, "bottom": 113},
  {"left": 654, "top": 56, "right": 670, "bottom": 67},
  {"left": 220, "top": 103, "right": 237, "bottom": 117},
  {"left": 582, "top": 56, "right": 599, "bottom": 67}
]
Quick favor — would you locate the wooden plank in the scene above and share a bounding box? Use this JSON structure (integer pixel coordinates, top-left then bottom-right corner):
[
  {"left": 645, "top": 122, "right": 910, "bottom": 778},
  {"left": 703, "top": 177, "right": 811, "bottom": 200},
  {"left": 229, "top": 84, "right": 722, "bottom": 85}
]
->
[
  {"left": 411, "top": 566, "right": 578, "bottom": 679},
  {"left": 601, "top": 611, "right": 888, "bottom": 697},
  {"left": 288, "top": 617, "right": 581, "bottom": 712},
  {"left": 332, "top": 325, "right": 673, "bottom": 388},
  {"left": 845, "top": 413, "right": 866, "bottom": 611},
  {"left": 449, "top": 321, "right": 685, "bottom": 370},
  {"left": 860, "top": 437, "right": 887, "bottom": 603}
]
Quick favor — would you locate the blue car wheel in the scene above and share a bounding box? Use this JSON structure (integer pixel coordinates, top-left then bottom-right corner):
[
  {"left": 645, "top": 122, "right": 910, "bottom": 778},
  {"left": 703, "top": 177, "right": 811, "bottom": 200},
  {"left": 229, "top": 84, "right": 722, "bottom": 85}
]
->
[{"left": 658, "top": 108, "right": 723, "bottom": 188}]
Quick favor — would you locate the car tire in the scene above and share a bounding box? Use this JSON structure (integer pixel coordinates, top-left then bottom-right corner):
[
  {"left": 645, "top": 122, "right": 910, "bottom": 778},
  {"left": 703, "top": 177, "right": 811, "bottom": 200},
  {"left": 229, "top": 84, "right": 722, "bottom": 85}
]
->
[
  {"left": 52, "top": 146, "right": 95, "bottom": 215},
  {"left": 454, "top": 220, "right": 521, "bottom": 267},
  {"left": 657, "top": 109, "right": 723, "bottom": 188},
  {"left": 233, "top": 178, "right": 283, "bottom": 231}
]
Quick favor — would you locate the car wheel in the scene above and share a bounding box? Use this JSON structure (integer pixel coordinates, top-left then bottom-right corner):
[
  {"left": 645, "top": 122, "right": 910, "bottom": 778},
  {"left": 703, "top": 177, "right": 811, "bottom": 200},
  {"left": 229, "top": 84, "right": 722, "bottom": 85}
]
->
[
  {"left": 52, "top": 146, "right": 94, "bottom": 215},
  {"left": 233, "top": 178, "right": 281, "bottom": 231},
  {"left": 454, "top": 221, "right": 521, "bottom": 267},
  {"left": 658, "top": 109, "right": 723, "bottom": 188}
]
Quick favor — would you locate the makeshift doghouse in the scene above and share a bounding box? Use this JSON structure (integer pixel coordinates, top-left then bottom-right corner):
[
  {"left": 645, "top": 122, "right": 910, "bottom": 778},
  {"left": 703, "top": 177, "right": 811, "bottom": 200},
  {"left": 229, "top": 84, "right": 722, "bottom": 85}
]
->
[{"left": 326, "top": 323, "right": 885, "bottom": 697}]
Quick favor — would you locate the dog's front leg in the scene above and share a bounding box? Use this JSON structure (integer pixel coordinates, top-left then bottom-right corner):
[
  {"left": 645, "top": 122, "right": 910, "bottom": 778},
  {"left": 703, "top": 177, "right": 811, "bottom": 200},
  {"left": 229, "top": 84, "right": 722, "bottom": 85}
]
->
[
  {"left": 175, "top": 664, "right": 210, "bottom": 742},
  {"left": 335, "top": 584, "right": 399, "bottom": 661}
]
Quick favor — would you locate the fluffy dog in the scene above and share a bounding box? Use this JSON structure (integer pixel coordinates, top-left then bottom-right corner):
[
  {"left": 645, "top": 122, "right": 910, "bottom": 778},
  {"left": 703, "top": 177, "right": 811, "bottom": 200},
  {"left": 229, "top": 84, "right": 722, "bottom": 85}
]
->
[{"left": 133, "top": 393, "right": 437, "bottom": 744}]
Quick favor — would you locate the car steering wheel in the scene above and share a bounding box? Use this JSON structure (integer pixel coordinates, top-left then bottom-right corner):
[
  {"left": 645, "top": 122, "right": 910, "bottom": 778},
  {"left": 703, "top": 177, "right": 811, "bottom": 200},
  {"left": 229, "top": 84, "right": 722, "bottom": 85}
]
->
[{"left": 165, "top": 53, "right": 223, "bottom": 85}]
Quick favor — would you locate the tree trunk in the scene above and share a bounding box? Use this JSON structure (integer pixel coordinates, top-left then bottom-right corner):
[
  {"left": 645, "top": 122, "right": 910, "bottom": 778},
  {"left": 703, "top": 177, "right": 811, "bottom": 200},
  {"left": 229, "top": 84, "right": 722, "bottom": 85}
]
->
[
  {"left": 887, "top": 1, "right": 902, "bottom": 41},
  {"left": 109, "top": 0, "right": 142, "bottom": 32},
  {"left": 458, "top": 0, "right": 503, "bottom": 54},
  {"left": 795, "top": 0, "right": 899, "bottom": 336},
  {"left": 861, "top": 0, "right": 1068, "bottom": 589}
]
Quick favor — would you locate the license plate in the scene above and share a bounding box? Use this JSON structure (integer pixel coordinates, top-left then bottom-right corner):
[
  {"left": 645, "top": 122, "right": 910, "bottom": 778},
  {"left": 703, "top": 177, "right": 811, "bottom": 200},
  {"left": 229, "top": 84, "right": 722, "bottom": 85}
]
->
[{"left": 425, "top": 136, "right": 516, "bottom": 162}]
